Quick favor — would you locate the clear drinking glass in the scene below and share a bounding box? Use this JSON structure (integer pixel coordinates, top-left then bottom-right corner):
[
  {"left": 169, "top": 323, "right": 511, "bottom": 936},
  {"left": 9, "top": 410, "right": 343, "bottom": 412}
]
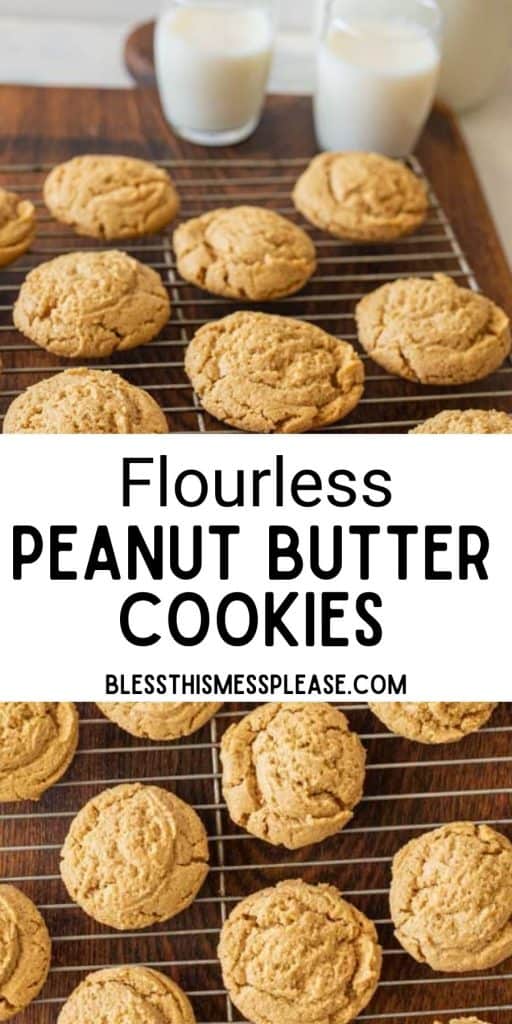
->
[
  {"left": 437, "top": 0, "right": 512, "bottom": 112},
  {"left": 314, "top": 0, "right": 442, "bottom": 157},
  {"left": 155, "top": 0, "right": 278, "bottom": 146}
]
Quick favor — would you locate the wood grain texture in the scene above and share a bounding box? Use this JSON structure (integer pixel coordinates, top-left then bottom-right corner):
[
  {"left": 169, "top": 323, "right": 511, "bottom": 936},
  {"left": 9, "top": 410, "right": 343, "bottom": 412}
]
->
[
  {"left": 0, "top": 85, "right": 510, "bottom": 434},
  {"left": 0, "top": 701, "right": 510, "bottom": 1024},
  {"left": 124, "top": 20, "right": 155, "bottom": 88}
]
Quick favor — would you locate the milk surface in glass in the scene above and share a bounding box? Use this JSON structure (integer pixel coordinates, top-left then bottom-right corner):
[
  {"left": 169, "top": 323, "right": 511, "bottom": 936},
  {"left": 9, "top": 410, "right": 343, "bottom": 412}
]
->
[
  {"left": 155, "top": 1, "right": 275, "bottom": 145},
  {"left": 314, "top": 0, "right": 441, "bottom": 156}
]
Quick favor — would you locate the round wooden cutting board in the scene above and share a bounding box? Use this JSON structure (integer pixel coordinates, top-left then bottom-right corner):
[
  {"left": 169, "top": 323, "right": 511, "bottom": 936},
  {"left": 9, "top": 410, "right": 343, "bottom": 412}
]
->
[{"left": 124, "top": 20, "right": 158, "bottom": 86}]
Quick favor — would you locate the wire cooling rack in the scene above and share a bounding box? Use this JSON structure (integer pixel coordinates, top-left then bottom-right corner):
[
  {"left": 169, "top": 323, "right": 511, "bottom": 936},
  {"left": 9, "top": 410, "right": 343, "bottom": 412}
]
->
[
  {"left": 0, "top": 701, "right": 511, "bottom": 1024},
  {"left": 1, "top": 157, "right": 511, "bottom": 433}
]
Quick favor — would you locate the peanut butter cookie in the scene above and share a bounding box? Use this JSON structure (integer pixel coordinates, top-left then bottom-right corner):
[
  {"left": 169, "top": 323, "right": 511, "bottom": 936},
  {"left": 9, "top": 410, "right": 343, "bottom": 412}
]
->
[
  {"left": 0, "top": 188, "right": 35, "bottom": 267},
  {"left": 97, "top": 701, "right": 223, "bottom": 740},
  {"left": 221, "top": 703, "right": 366, "bottom": 849},
  {"left": 60, "top": 782, "right": 209, "bottom": 929},
  {"left": 57, "top": 966, "right": 196, "bottom": 1024},
  {"left": 0, "top": 702, "right": 78, "bottom": 802},
  {"left": 434, "top": 1019, "right": 489, "bottom": 1024},
  {"left": 44, "top": 154, "right": 179, "bottom": 239},
  {"left": 0, "top": 884, "right": 51, "bottom": 1021},
  {"left": 390, "top": 822, "right": 512, "bottom": 972},
  {"left": 293, "top": 152, "right": 427, "bottom": 241},
  {"left": 356, "top": 274, "right": 511, "bottom": 385},
  {"left": 185, "top": 311, "right": 364, "bottom": 432},
  {"left": 368, "top": 702, "right": 497, "bottom": 744},
  {"left": 13, "top": 250, "right": 170, "bottom": 358},
  {"left": 411, "top": 409, "right": 512, "bottom": 433},
  {"left": 218, "top": 879, "right": 382, "bottom": 1024},
  {"left": 3, "top": 368, "right": 168, "bottom": 434},
  {"left": 174, "top": 206, "right": 316, "bottom": 301}
]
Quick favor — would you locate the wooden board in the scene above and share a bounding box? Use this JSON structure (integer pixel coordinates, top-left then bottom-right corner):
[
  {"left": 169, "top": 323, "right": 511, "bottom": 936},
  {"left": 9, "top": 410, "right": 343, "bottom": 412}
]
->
[
  {"left": 0, "top": 701, "right": 511, "bottom": 1024},
  {"left": 0, "top": 85, "right": 511, "bottom": 434},
  {"left": 124, "top": 20, "right": 156, "bottom": 87}
]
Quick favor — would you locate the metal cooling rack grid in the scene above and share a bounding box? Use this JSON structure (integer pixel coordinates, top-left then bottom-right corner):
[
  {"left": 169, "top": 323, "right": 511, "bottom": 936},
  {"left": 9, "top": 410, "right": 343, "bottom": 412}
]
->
[
  {"left": 1, "top": 156, "right": 511, "bottom": 433},
  {"left": 0, "top": 701, "right": 511, "bottom": 1024}
]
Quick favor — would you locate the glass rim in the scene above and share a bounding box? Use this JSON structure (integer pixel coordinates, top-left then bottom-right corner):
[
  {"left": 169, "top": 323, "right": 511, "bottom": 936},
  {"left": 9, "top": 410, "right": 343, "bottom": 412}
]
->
[
  {"left": 325, "top": 0, "right": 443, "bottom": 36},
  {"left": 161, "top": 0, "right": 275, "bottom": 7}
]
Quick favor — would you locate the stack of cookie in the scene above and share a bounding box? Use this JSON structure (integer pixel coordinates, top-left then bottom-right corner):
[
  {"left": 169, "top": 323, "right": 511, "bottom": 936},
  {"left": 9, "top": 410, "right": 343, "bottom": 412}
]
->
[
  {"left": 0, "top": 699, "right": 508, "bottom": 1024},
  {"left": 3, "top": 150, "right": 510, "bottom": 433},
  {"left": 0, "top": 700, "right": 220, "bottom": 1020},
  {"left": 3, "top": 155, "right": 179, "bottom": 433},
  {"left": 179, "top": 152, "right": 510, "bottom": 434}
]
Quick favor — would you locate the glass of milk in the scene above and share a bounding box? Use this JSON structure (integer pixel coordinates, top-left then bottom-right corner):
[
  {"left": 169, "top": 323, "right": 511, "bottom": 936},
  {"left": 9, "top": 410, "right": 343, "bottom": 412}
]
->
[
  {"left": 155, "top": 0, "right": 277, "bottom": 146},
  {"left": 314, "top": 0, "right": 442, "bottom": 156},
  {"left": 437, "top": 0, "right": 512, "bottom": 112}
]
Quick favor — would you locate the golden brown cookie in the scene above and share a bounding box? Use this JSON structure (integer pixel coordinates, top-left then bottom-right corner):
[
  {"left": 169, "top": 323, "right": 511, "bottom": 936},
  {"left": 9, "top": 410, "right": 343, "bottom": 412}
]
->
[
  {"left": 434, "top": 1019, "right": 489, "bottom": 1024},
  {"left": 13, "top": 250, "right": 170, "bottom": 358},
  {"left": 356, "top": 274, "right": 511, "bottom": 386},
  {"left": 0, "top": 188, "right": 35, "bottom": 267},
  {"left": 390, "top": 822, "right": 512, "bottom": 972},
  {"left": 221, "top": 703, "right": 366, "bottom": 849},
  {"left": 218, "top": 879, "right": 382, "bottom": 1024},
  {"left": 0, "top": 702, "right": 78, "bottom": 802},
  {"left": 293, "top": 152, "right": 427, "bottom": 241},
  {"left": 185, "top": 311, "right": 364, "bottom": 433},
  {"left": 97, "top": 701, "right": 223, "bottom": 740},
  {"left": 57, "top": 966, "right": 196, "bottom": 1024},
  {"left": 60, "top": 782, "right": 209, "bottom": 929},
  {"left": 174, "top": 206, "right": 316, "bottom": 301},
  {"left": 411, "top": 409, "right": 512, "bottom": 433},
  {"left": 44, "top": 154, "right": 179, "bottom": 239},
  {"left": 368, "top": 702, "right": 497, "bottom": 744},
  {"left": 3, "top": 368, "right": 168, "bottom": 434},
  {"left": 0, "top": 884, "right": 51, "bottom": 1021}
]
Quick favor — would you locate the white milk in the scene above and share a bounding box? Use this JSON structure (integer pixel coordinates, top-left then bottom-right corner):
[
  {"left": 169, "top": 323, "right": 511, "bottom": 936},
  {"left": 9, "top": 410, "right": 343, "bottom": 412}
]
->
[
  {"left": 437, "top": 0, "right": 512, "bottom": 112},
  {"left": 155, "top": 5, "right": 274, "bottom": 144},
  {"left": 314, "top": 16, "right": 441, "bottom": 156}
]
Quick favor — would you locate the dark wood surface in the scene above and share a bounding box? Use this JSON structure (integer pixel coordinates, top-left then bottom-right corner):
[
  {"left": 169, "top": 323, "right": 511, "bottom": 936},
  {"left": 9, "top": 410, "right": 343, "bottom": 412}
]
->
[
  {"left": 124, "top": 20, "right": 156, "bottom": 87},
  {"left": 0, "top": 702, "right": 510, "bottom": 1024},
  {"left": 0, "top": 85, "right": 511, "bottom": 434}
]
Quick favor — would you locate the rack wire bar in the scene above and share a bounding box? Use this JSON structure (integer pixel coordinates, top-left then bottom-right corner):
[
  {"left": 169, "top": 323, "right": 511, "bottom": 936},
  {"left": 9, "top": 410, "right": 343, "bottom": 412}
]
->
[
  {"left": 1, "top": 157, "right": 511, "bottom": 432},
  {"left": 0, "top": 701, "right": 510, "bottom": 1024}
]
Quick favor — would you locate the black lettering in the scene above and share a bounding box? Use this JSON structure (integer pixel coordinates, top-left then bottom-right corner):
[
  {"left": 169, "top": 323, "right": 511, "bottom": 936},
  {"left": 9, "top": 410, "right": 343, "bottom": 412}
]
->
[
  {"left": 327, "top": 469, "right": 357, "bottom": 508},
  {"left": 268, "top": 527, "right": 303, "bottom": 580},
  {"left": 355, "top": 593, "right": 383, "bottom": 646},
  {"left": 209, "top": 526, "right": 240, "bottom": 580},
  {"left": 425, "top": 526, "right": 452, "bottom": 580},
  {"left": 363, "top": 470, "right": 392, "bottom": 507},
  {"left": 321, "top": 592, "right": 349, "bottom": 646},
  {"left": 12, "top": 526, "right": 43, "bottom": 579},
  {"left": 290, "top": 470, "right": 322, "bottom": 508},
  {"left": 349, "top": 525, "right": 380, "bottom": 580},
  {"left": 264, "top": 592, "right": 298, "bottom": 646},
  {"left": 168, "top": 593, "right": 209, "bottom": 646},
  {"left": 85, "top": 526, "right": 120, "bottom": 580},
  {"left": 459, "top": 526, "right": 489, "bottom": 580},
  {"left": 50, "top": 526, "right": 77, "bottom": 580},
  {"left": 127, "top": 526, "right": 163, "bottom": 580},
  {"left": 122, "top": 458, "right": 153, "bottom": 507},
  {"left": 217, "top": 593, "right": 258, "bottom": 645},
  {"left": 388, "top": 525, "right": 419, "bottom": 580},
  {"left": 120, "top": 592, "right": 161, "bottom": 646}
]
